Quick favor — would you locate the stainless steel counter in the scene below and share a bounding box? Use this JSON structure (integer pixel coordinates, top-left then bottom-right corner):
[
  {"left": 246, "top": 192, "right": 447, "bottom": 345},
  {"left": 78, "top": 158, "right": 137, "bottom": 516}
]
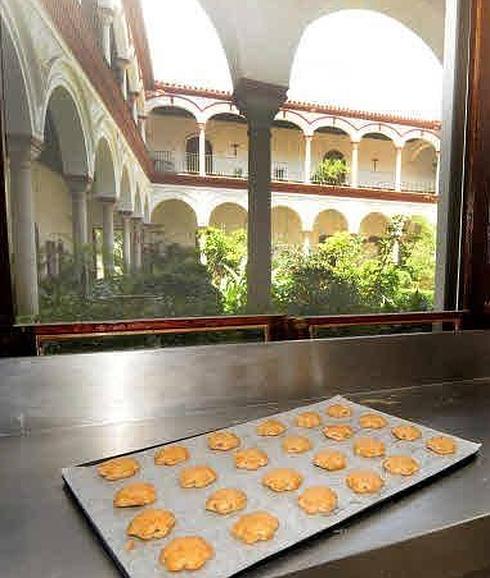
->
[{"left": 1, "top": 332, "right": 490, "bottom": 577}]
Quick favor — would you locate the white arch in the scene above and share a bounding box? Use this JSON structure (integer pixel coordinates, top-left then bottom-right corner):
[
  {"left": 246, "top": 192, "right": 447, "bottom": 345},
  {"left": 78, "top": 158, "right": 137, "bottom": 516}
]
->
[
  {"left": 0, "top": 2, "right": 38, "bottom": 138},
  {"left": 356, "top": 123, "right": 403, "bottom": 147},
  {"left": 313, "top": 208, "right": 348, "bottom": 233},
  {"left": 42, "top": 68, "right": 93, "bottom": 178},
  {"left": 311, "top": 116, "right": 358, "bottom": 140},
  {"left": 93, "top": 136, "right": 117, "bottom": 199},
  {"left": 146, "top": 95, "right": 203, "bottom": 123},
  {"left": 119, "top": 165, "right": 132, "bottom": 210},
  {"left": 401, "top": 129, "right": 441, "bottom": 152},
  {"left": 271, "top": 204, "right": 304, "bottom": 231},
  {"left": 274, "top": 109, "right": 312, "bottom": 135},
  {"left": 203, "top": 102, "right": 243, "bottom": 123}
]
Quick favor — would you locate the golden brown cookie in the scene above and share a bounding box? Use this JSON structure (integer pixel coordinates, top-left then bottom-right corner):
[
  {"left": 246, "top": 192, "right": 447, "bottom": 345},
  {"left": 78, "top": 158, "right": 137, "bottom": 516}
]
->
[
  {"left": 282, "top": 435, "right": 313, "bottom": 454},
  {"left": 346, "top": 470, "right": 384, "bottom": 494},
  {"left": 127, "top": 509, "right": 176, "bottom": 540},
  {"left": 359, "top": 413, "right": 388, "bottom": 430},
  {"left": 179, "top": 466, "right": 217, "bottom": 489},
  {"left": 97, "top": 457, "right": 140, "bottom": 481},
  {"left": 298, "top": 486, "right": 338, "bottom": 515},
  {"left": 256, "top": 419, "right": 286, "bottom": 437},
  {"left": 323, "top": 424, "right": 354, "bottom": 441},
  {"left": 354, "top": 437, "right": 386, "bottom": 458},
  {"left": 160, "top": 536, "right": 214, "bottom": 572},
  {"left": 154, "top": 445, "right": 189, "bottom": 466},
  {"left": 114, "top": 482, "right": 157, "bottom": 508},
  {"left": 426, "top": 436, "right": 457, "bottom": 455},
  {"left": 205, "top": 488, "right": 247, "bottom": 515},
  {"left": 392, "top": 424, "right": 422, "bottom": 441},
  {"left": 234, "top": 448, "right": 269, "bottom": 471},
  {"left": 262, "top": 468, "right": 303, "bottom": 492},
  {"left": 313, "top": 449, "right": 347, "bottom": 471},
  {"left": 326, "top": 404, "right": 352, "bottom": 419},
  {"left": 231, "top": 512, "right": 279, "bottom": 544},
  {"left": 383, "top": 455, "right": 420, "bottom": 476},
  {"left": 207, "top": 431, "right": 241, "bottom": 451},
  {"left": 296, "top": 412, "right": 322, "bottom": 429}
]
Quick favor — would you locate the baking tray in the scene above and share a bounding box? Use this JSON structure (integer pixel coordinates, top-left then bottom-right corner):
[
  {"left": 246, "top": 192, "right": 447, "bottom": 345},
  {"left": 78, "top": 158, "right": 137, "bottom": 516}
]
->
[{"left": 62, "top": 395, "right": 481, "bottom": 578}]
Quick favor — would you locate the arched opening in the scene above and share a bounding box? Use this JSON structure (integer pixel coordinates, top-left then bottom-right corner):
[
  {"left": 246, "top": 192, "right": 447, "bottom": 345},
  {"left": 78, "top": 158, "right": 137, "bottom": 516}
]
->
[
  {"left": 93, "top": 138, "right": 116, "bottom": 198},
  {"left": 360, "top": 212, "right": 389, "bottom": 242},
  {"left": 271, "top": 119, "right": 304, "bottom": 182},
  {"left": 289, "top": 10, "right": 443, "bottom": 120},
  {"left": 142, "top": 0, "right": 233, "bottom": 91},
  {"left": 152, "top": 199, "right": 198, "bottom": 247},
  {"left": 210, "top": 203, "right": 247, "bottom": 233},
  {"left": 311, "top": 126, "right": 351, "bottom": 185},
  {"left": 120, "top": 167, "right": 132, "bottom": 209},
  {"left": 358, "top": 133, "right": 397, "bottom": 190},
  {"left": 402, "top": 139, "right": 438, "bottom": 193},
  {"left": 206, "top": 112, "right": 248, "bottom": 178},
  {"left": 147, "top": 106, "right": 198, "bottom": 174},
  {"left": 186, "top": 135, "right": 213, "bottom": 174},
  {"left": 313, "top": 210, "right": 348, "bottom": 244},
  {"left": 272, "top": 207, "right": 302, "bottom": 246}
]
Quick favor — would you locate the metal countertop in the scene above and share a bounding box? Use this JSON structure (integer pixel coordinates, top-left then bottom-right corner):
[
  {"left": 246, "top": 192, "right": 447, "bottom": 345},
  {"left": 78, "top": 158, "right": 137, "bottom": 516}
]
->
[{"left": 1, "top": 379, "right": 489, "bottom": 578}]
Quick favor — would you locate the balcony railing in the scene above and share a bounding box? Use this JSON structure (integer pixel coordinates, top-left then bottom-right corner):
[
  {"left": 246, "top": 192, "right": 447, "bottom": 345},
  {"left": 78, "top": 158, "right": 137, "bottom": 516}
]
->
[{"left": 152, "top": 151, "right": 436, "bottom": 194}]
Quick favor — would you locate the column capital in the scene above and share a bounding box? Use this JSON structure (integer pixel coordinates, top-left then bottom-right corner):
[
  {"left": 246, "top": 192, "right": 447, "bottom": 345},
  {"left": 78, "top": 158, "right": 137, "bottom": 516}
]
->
[
  {"left": 64, "top": 174, "right": 92, "bottom": 195},
  {"left": 351, "top": 139, "right": 361, "bottom": 146},
  {"left": 304, "top": 134, "right": 313, "bottom": 142},
  {"left": 233, "top": 78, "right": 288, "bottom": 126},
  {"left": 98, "top": 195, "right": 116, "bottom": 205},
  {"left": 8, "top": 134, "right": 43, "bottom": 163}
]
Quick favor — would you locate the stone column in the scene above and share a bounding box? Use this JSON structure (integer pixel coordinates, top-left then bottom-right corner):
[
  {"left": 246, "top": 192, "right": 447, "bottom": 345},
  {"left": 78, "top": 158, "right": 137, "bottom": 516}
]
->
[
  {"left": 435, "top": 150, "right": 441, "bottom": 195},
  {"left": 351, "top": 141, "right": 360, "bottom": 188},
  {"left": 101, "top": 199, "right": 115, "bottom": 277},
  {"left": 98, "top": 7, "right": 115, "bottom": 66},
  {"left": 304, "top": 135, "right": 313, "bottom": 184},
  {"left": 138, "top": 114, "right": 147, "bottom": 143},
  {"left": 131, "top": 217, "right": 143, "bottom": 272},
  {"left": 233, "top": 79, "right": 288, "bottom": 312},
  {"left": 8, "top": 136, "right": 42, "bottom": 320},
  {"left": 120, "top": 211, "right": 132, "bottom": 273},
  {"left": 395, "top": 146, "right": 403, "bottom": 192},
  {"left": 116, "top": 58, "right": 130, "bottom": 100},
  {"left": 302, "top": 230, "right": 314, "bottom": 254},
  {"left": 66, "top": 175, "right": 91, "bottom": 264},
  {"left": 198, "top": 123, "right": 206, "bottom": 176}
]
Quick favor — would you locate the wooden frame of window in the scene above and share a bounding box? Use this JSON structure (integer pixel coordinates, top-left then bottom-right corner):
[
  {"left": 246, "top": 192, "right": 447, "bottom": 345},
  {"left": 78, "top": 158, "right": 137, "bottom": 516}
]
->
[{"left": 0, "top": 0, "right": 487, "bottom": 356}]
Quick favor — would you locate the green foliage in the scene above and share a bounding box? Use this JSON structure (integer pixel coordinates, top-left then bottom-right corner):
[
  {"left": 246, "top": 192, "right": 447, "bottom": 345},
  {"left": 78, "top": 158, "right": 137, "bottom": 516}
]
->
[
  {"left": 312, "top": 158, "right": 349, "bottom": 185},
  {"left": 38, "top": 216, "right": 436, "bottom": 324}
]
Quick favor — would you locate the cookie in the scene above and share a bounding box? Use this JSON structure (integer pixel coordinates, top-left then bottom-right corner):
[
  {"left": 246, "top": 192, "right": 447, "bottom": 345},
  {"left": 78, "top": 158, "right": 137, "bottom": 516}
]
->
[
  {"left": 231, "top": 512, "right": 279, "bottom": 544},
  {"left": 114, "top": 482, "right": 157, "bottom": 508},
  {"left": 282, "top": 435, "right": 312, "bottom": 454},
  {"left": 426, "top": 436, "right": 457, "bottom": 455},
  {"left": 326, "top": 404, "right": 352, "bottom": 419},
  {"left": 383, "top": 455, "right": 420, "bottom": 476},
  {"left": 313, "top": 449, "right": 347, "bottom": 471},
  {"left": 262, "top": 468, "right": 303, "bottom": 492},
  {"left": 155, "top": 445, "right": 189, "bottom": 466},
  {"left": 296, "top": 412, "right": 321, "bottom": 428},
  {"left": 97, "top": 457, "right": 140, "bottom": 481},
  {"left": 298, "top": 486, "right": 338, "bottom": 515},
  {"left": 127, "top": 509, "right": 176, "bottom": 540},
  {"left": 323, "top": 424, "right": 354, "bottom": 441},
  {"left": 392, "top": 424, "right": 422, "bottom": 441},
  {"left": 205, "top": 488, "right": 247, "bottom": 515},
  {"left": 346, "top": 470, "right": 384, "bottom": 494},
  {"left": 160, "top": 536, "right": 214, "bottom": 572},
  {"left": 208, "top": 431, "right": 241, "bottom": 451},
  {"left": 256, "top": 419, "right": 286, "bottom": 437},
  {"left": 234, "top": 448, "right": 269, "bottom": 471},
  {"left": 359, "top": 413, "right": 388, "bottom": 430},
  {"left": 179, "top": 466, "right": 217, "bottom": 489},
  {"left": 354, "top": 437, "right": 386, "bottom": 458}
]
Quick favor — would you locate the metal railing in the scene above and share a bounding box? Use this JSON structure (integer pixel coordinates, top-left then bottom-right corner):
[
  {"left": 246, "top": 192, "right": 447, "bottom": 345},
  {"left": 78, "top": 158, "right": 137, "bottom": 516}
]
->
[{"left": 151, "top": 151, "right": 436, "bottom": 193}]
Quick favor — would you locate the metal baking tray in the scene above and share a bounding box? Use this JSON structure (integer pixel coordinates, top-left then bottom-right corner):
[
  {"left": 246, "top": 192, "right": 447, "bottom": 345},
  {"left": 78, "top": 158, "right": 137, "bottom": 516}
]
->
[{"left": 62, "top": 395, "right": 481, "bottom": 578}]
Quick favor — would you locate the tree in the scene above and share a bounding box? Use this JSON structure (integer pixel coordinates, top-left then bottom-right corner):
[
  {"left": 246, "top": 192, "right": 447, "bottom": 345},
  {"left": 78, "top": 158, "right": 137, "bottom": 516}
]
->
[{"left": 312, "top": 157, "right": 349, "bottom": 185}]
